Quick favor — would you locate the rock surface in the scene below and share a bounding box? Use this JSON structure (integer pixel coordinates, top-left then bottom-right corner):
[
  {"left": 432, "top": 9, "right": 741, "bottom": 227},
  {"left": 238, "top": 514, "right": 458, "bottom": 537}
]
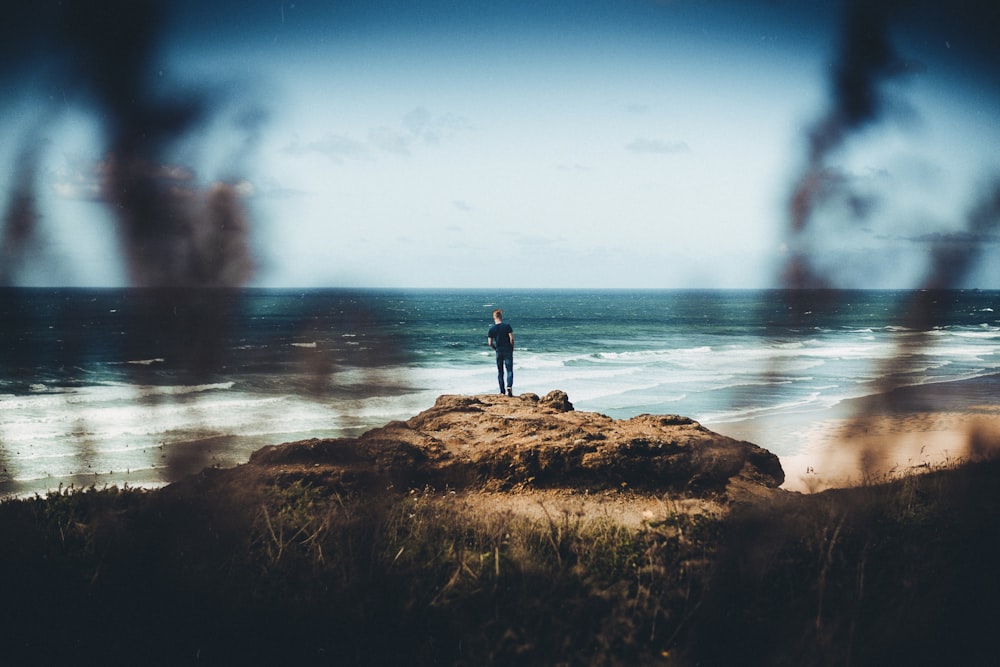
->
[{"left": 246, "top": 390, "right": 784, "bottom": 499}]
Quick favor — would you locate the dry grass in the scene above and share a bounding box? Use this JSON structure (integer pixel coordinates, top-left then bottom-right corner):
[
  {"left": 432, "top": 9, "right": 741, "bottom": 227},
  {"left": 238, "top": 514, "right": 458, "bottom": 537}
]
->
[{"left": 1, "top": 457, "right": 999, "bottom": 665}]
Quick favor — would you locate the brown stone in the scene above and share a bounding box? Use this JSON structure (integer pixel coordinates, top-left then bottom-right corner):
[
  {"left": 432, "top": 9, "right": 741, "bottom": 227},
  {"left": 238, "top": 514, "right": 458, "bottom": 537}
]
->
[{"left": 247, "top": 391, "right": 783, "bottom": 499}]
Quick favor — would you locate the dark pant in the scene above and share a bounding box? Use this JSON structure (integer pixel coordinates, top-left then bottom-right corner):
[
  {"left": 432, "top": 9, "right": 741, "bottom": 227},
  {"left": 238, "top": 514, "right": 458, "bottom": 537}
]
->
[{"left": 495, "top": 347, "right": 513, "bottom": 391}]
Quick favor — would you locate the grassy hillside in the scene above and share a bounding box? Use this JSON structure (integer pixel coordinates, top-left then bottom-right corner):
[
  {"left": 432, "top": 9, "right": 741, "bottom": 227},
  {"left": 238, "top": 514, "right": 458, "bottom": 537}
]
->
[{"left": 1, "top": 458, "right": 998, "bottom": 666}]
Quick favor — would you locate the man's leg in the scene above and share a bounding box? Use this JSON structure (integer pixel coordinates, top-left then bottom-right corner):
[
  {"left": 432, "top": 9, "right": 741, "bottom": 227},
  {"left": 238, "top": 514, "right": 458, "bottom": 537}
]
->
[
  {"left": 504, "top": 350, "right": 514, "bottom": 395},
  {"left": 496, "top": 353, "right": 506, "bottom": 393}
]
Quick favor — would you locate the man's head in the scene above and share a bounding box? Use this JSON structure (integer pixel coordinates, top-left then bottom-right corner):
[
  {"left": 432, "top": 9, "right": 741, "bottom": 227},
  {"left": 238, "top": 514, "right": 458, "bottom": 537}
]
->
[{"left": 493, "top": 309, "right": 503, "bottom": 323}]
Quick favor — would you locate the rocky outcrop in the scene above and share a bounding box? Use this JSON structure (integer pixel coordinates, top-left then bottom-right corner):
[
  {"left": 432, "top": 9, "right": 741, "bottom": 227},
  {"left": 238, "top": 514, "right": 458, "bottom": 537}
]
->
[{"left": 247, "top": 390, "right": 784, "bottom": 499}]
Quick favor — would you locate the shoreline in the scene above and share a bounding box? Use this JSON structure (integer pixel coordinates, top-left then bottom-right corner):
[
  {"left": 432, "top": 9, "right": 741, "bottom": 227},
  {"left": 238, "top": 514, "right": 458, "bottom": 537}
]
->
[
  {"left": 712, "top": 373, "right": 1000, "bottom": 493},
  {"left": 5, "top": 373, "right": 1000, "bottom": 499}
]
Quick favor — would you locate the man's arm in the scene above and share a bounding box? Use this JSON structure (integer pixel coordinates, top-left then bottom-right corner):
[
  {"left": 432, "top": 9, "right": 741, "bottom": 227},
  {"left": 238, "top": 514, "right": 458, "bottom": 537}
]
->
[
  {"left": 508, "top": 331, "right": 514, "bottom": 348},
  {"left": 487, "top": 335, "right": 495, "bottom": 349}
]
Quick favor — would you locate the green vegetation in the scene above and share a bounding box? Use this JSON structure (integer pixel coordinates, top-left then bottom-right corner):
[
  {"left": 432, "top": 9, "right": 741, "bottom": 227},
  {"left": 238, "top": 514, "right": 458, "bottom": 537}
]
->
[{"left": 2, "top": 459, "right": 999, "bottom": 666}]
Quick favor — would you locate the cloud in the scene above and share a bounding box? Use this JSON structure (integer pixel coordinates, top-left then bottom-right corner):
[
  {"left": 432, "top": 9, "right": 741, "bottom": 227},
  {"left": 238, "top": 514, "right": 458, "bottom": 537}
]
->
[
  {"left": 51, "top": 156, "right": 255, "bottom": 203},
  {"left": 625, "top": 138, "right": 690, "bottom": 155},
  {"left": 905, "top": 182, "right": 1000, "bottom": 290},
  {"left": 52, "top": 161, "right": 103, "bottom": 202},
  {"left": 515, "top": 235, "right": 561, "bottom": 249},
  {"left": 369, "top": 126, "right": 412, "bottom": 156},
  {"left": 372, "top": 107, "right": 474, "bottom": 155},
  {"left": 253, "top": 176, "right": 309, "bottom": 199},
  {"left": 287, "top": 107, "right": 474, "bottom": 163},
  {"left": 403, "top": 107, "right": 433, "bottom": 136},
  {"left": 908, "top": 231, "right": 1000, "bottom": 245},
  {"left": 788, "top": 165, "right": 885, "bottom": 222},
  {"left": 403, "top": 106, "right": 475, "bottom": 144},
  {"left": 283, "top": 134, "right": 370, "bottom": 163},
  {"left": 453, "top": 200, "right": 473, "bottom": 212}
]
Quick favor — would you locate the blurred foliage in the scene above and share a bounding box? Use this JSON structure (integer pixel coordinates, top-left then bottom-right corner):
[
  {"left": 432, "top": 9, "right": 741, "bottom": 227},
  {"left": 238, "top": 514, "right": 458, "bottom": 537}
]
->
[{"left": 1, "top": 458, "right": 998, "bottom": 666}]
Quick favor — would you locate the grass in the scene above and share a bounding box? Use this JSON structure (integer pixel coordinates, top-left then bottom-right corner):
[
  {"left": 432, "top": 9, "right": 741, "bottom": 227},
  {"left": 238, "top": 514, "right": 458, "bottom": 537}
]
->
[{"left": 1, "top": 458, "right": 999, "bottom": 666}]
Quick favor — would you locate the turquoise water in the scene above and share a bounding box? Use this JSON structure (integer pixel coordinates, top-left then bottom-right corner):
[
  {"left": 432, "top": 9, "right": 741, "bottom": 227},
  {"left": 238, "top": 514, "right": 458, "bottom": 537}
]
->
[
  {"left": 400, "top": 289, "right": 1000, "bottom": 420},
  {"left": 2, "top": 288, "right": 1000, "bottom": 495}
]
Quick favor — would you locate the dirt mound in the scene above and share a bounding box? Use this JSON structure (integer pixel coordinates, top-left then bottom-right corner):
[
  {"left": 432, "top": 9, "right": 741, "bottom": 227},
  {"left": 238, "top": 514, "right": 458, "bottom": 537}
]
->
[{"left": 245, "top": 390, "right": 783, "bottom": 501}]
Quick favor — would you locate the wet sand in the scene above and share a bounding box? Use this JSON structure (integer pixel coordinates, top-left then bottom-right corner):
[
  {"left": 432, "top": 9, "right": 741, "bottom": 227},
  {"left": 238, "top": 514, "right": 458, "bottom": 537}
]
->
[
  {"left": 714, "top": 374, "right": 1000, "bottom": 493},
  {"left": 6, "top": 374, "right": 999, "bottom": 499}
]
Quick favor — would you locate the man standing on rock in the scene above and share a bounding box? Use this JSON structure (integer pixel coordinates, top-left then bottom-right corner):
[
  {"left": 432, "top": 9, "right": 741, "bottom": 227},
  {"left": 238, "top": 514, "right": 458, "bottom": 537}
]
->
[{"left": 488, "top": 308, "right": 515, "bottom": 396}]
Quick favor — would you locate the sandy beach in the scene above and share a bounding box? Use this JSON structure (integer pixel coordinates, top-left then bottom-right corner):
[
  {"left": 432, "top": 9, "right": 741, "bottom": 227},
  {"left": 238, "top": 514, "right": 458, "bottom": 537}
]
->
[
  {"left": 778, "top": 409, "right": 1000, "bottom": 492},
  {"left": 715, "top": 374, "right": 1000, "bottom": 493}
]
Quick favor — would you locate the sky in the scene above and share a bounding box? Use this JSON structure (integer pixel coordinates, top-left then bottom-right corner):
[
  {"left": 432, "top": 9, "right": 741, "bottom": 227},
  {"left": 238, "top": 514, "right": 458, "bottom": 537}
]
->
[{"left": 1, "top": 0, "right": 999, "bottom": 289}]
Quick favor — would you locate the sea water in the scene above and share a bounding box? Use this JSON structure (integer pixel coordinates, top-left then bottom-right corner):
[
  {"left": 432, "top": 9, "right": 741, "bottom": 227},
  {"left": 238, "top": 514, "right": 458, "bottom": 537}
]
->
[{"left": 2, "top": 288, "right": 1000, "bottom": 496}]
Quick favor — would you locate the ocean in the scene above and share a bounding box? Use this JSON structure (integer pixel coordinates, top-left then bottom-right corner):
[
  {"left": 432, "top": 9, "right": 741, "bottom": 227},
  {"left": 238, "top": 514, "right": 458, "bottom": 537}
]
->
[{"left": 3, "top": 288, "right": 1000, "bottom": 496}]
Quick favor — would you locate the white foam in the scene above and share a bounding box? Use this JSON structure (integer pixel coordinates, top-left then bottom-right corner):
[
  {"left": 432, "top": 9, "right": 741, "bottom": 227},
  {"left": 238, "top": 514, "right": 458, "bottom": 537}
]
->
[
  {"left": 946, "top": 330, "right": 1000, "bottom": 340},
  {"left": 127, "top": 358, "right": 165, "bottom": 366},
  {"left": 7, "top": 304, "right": 1000, "bottom": 497},
  {"left": 698, "top": 391, "right": 830, "bottom": 424}
]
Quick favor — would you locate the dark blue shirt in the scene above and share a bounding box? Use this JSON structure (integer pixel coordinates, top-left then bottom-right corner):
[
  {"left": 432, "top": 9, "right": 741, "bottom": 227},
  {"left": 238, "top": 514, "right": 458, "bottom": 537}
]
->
[{"left": 489, "top": 322, "right": 513, "bottom": 349}]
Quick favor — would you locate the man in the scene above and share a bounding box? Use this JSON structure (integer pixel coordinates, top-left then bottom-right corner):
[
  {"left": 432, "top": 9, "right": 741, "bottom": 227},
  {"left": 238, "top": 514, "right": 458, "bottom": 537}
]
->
[{"left": 487, "top": 308, "right": 514, "bottom": 396}]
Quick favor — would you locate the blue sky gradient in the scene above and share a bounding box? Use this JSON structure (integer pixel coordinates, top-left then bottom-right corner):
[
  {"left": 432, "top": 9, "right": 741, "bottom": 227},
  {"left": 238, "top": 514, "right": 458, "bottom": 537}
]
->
[{"left": 2, "top": 0, "right": 999, "bottom": 288}]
